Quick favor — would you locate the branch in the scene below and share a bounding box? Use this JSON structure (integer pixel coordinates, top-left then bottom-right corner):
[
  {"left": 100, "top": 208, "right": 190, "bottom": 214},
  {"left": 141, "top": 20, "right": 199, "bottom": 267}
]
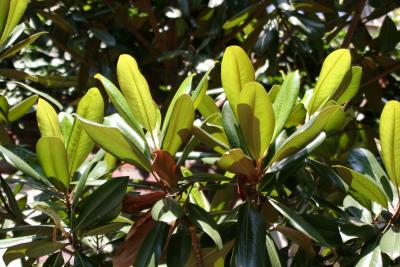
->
[
  {"left": 341, "top": 0, "right": 367, "bottom": 48},
  {"left": 361, "top": 62, "right": 400, "bottom": 87}
]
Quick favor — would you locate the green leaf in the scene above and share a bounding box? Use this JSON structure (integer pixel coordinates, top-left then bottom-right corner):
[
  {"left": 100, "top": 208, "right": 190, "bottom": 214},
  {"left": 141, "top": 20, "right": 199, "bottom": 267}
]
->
[
  {"left": 378, "top": 16, "right": 399, "bottom": 52},
  {"left": 192, "top": 123, "right": 229, "bottom": 154},
  {"left": 334, "top": 166, "right": 388, "bottom": 208},
  {"left": 273, "top": 71, "right": 300, "bottom": 139},
  {"left": 223, "top": 3, "right": 258, "bottom": 29},
  {"left": 43, "top": 251, "right": 64, "bottom": 267},
  {"left": 0, "top": 235, "right": 37, "bottom": 248},
  {"left": 234, "top": 203, "right": 267, "bottom": 267},
  {"left": 269, "top": 199, "right": 327, "bottom": 245},
  {"left": 162, "top": 94, "right": 194, "bottom": 155},
  {"left": 185, "top": 241, "right": 234, "bottom": 267},
  {"left": 117, "top": 54, "right": 158, "bottom": 134},
  {"left": 355, "top": 240, "right": 382, "bottom": 267},
  {"left": 222, "top": 101, "right": 241, "bottom": 149},
  {"left": 135, "top": 222, "right": 169, "bottom": 267},
  {"left": 94, "top": 73, "right": 145, "bottom": 140},
  {"left": 307, "top": 49, "right": 351, "bottom": 114},
  {"left": 0, "top": 176, "right": 23, "bottom": 223},
  {"left": 198, "top": 94, "right": 221, "bottom": 120},
  {"left": 187, "top": 203, "right": 223, "bottom": 249},
  {"left": 167, "top": 226, "right": 191, "bottom": 267},
  {"left": 270, "top": 105, "right": 340, "bottom": 164},
  {"left": 380, "top": 100, "right": 400, "bottom": 190},
  {"left": 12, "top": 82, "right": 62, "bottom": 110},
  {"left": 218, "top": 148, "right": 255, "bottom": 177},
  {"left": 74, "top": 177, "right": 128, "bottom": 231},
  {"left": 0, "top": 32, "right": 47, "bottom": 60},
  {"left": 0, "top": 144, "right": 51, "bottom": 187},
  {"left": 221, "top": 46, "right": 255, "bottom": 112},
  {"left": 380, "top": 227, "right": 400, "bottom": 261},
  {"left": 191, "top": 65, "right": 214, "bottom": 108},
  {"left": 36, "top": 137, "right": 70, "bottom": 191},
  {"left": 67, "top": 88, "right": 104, "bottom": 175},
  {"left": 285, "top": 103, "right": 306, "bottom": 127},
  {"left": 58, "top": 112, "right": 74, "bottom": 146},
  {"left": 266, "top": 234, "right": 282, "bottom": 267},
  {"left": 36, "top": 99, "right": 63, "bottom": 140},
  {"left": 237, "top": 81, "right": 274, "bottom": 159},
  {"left": 332, "top": 66, "right": 362, "bottom": 105},
  {"left": 0, "top": 0, "right": 10, "bottom": 38},
  {"left": 26, "top": 240, "right": 64, "bottom": 258},
  {"left": 151, "top": 197, "right": 184, "bottom": 225},
  {"left": 7, "top": 95, "right": 37, "bottom": 122},
  {"left": 77, "top": 116, "right": 151, "bottom": 171},
  {"left": 0, "top": 0, "right": 28, "bottom": 44}
]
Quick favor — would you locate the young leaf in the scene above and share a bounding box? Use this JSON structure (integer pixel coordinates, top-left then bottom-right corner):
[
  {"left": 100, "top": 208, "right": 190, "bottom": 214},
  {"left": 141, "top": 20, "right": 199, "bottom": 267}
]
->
[
  {"left": 198, "top": 94, "right": 221, "bottom": 120},
  {"left": 117, "top": 54, "right": 158, "bottom": 134},
  {"left": 332, "top": 66, "right": 362, "bottom": 105},
  {"left": 334, "top": 166, "right": 388, "bottom": 208},
  {"left": 191, "top": 65, "right": 214, "bottom": 108},
  {"left": 269, "top": 199, "right": 327, "bottom": 245},
  {"left": 380, "top": 100, "right": 400, "bottom": 190},
  {"left": 7, "top": 95, "right": 37, "bottom": 122},
  {"left": 0, "top": 0, "right": 28, "bottom": 44},
  {"left": 77, "top": 116, "right": 151, "bottom": 171},
  {"left": 234, "top": 203, "right": 267, "bottom": 267},
  {"left": 273, "top": 71, "right": 300, "bottom": 139},
  {"left": 74, "top": 177, "right": 128, "bottom": 231},
  {"left": 67, "top": 88, "right": 104, "bottom": 175},
  {"left": 237, "top": 81, "right": 274, "bottom": 159},
  {"left": 162, "top": 94, "right": 194, "bottom": 155},
  {"left": 37, "top": 137, "right": 70, "bottom": 191},
  {"left": 218, "top": 148, "right": 255, "bottom": 177},
  {"left": 221, "top": 46, "right": 255, "bottom": 112},
  {"left": 152, "top": 150, "right": 178, "bottom": 189},
  {"left": 307, "top": 49, "right": 351, "bottom": 114},
  {"left": 36, "top": 99, "right": 63, "bottom": 140}
]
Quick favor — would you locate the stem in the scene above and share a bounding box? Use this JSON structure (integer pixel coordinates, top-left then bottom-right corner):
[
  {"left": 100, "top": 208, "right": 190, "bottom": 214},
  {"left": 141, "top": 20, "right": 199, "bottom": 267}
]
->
[{"left": 341, "top": 0, "right": 367, "bottom": 48}]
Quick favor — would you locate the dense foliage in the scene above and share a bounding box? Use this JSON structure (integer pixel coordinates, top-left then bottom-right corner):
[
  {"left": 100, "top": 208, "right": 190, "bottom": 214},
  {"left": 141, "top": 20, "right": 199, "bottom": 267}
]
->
[{"left": 1, "top": 0, "right": 400, "bottom": 266}]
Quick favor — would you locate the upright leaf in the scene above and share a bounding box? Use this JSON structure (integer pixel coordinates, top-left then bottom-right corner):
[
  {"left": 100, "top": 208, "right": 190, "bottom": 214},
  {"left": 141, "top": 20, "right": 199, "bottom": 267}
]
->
[
  {"left": 332, "top": 66, "right": 362, "bottom": 105},
  {"left": 117, "top": 54, "right": 158, "bottom": 134},
  {"left": 67, "top": 88, "right": 104, "bottom": 174},
  {"left": 380, "top": 100, "right": 400, "bottom": 189},
  {"left": 237, "top": 81, "right": 274, "bottom": 159},
  {"left": 0, "top": 0, "right": 28, "bottom": 44},
  {"left": 307, "top": 49, "right": 351, "bottom": 114},
  {"left": 221, "top": 46, "right": 255, "bottom": 112},
  {"left": 36, "top": 99, "right": 63, "bottom": 140},
  {"left": 273, "top": 71, "right": 300, "bottom": 139},
  {"left": 162, "top": 94, "right": 194, "bottom": 155},
  {"left": 36, "top": 137, "right": 69, "bottom": 191},
  {"left": 234, "top": 203, "right": 267, "bottom": 267}
]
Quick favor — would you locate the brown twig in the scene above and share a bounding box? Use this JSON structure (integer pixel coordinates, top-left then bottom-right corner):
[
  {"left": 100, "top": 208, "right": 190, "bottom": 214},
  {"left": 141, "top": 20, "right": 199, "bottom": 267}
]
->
[
  {"left": 341, "top": 0, "right": 367, "bottom": 48},
  {"left": 361, "top": 62, "right": 400, "bottom": 87}
]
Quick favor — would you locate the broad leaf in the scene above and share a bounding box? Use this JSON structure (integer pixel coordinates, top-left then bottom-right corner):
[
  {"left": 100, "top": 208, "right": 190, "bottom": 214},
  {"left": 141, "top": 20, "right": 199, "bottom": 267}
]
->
[
  {"left": 0, "top": 32, "right": 46, "bottom": 60},
  {"left": 307, "top": 49, "right": 351, "bottom": 114},
  {"left": 67, "top": 88, "right": 104, "bottom": 175},
  {"left": 191, "top": 65, "right": 214, "bottom": 108},
  {"left": 221, "top": 45, "right": 255, "bottom": 112},
  {"left": 37, "top": 137, "right": 70, "bottom": 191},
  {"left": 334, "top": 166, "right": 388, "bottom": 208},
  {"left": 380, "top": 227, "right": 400, "bottom": 261},
  {"left": 355, "top": 240, "right": 382, "bottom": 267},
  {"left": 237, "top": 81, "right": 274, "bottom": 159},
  {"left": 0, "top": 0, "right": 28, "bottom": 44},
  {"left": 234, "top": 203, "right": 267, "bottom": 267},
  {"left": 218, "top": 148, "right": 255, "bottom": 177},
  {"left": 162, "top": 94, "right": 194, "bottom": 155},
  {"left": 152, "top": 150, "right": 178, "bottom": 189},
  {"left": 7, "top": 95, "right": 37, "bottom": 122},
  {"left": 333, "top": 66, "right": 363, "bottom": 105},
  {"left": 36, "top": 99, "right": 63, "bottom": 140},
  {"left": 151, "top": 197, "right": 184, "bottom": 225},
  {"left": 273, "top": 71, "right": 300, "bottom": 139},
  {"left": 167, "top": 226, "right": 192, "bottom": 267},
  {"left": 117, "top": 54, "right": 158, "bottom": 134},
  {"left": 74, "top": 177, "right": 128, "bottom": 231}
]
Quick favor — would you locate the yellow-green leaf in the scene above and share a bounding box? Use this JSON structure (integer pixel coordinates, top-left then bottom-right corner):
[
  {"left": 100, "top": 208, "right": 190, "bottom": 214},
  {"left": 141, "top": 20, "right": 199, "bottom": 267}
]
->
[
  {"left": 67, "top": 88, "right": 104, "bottom": 175},
  {"left": 307, "top": 49, "right": 351, "bottom": 114},
  {"left": 0, "top": 32, "right": 46, "bottom": 61},
  {"left": 0, "top": 0, "right": 28, "bottom": 44},
  {"left": 77, "top": 116, "right": 151, "bottom": 171},
  {"left": 8, "top": 95, "right": 37, "bottom": 122},
  {"left": 36, "top": 136, "right": 70, "bottom": 191},
  {"left": 221, "top": 46, "right": 255, "bottom": 112},
  {"left": 332, "top": 66, "right": 362, "bottom": 105},
  {"left": 0, "top": 1, "right": 10, "bottom": 39},
  {"left": 380, "top": 100, "right": 400, "bottom": 189},
  {"left": 36, "top": 98, "right": 63, "bottom": 140},
  {"left": 162, "top": 94, "right": 194, "bottom": 155},
  {"left": 218, "top": 148, "right": 255, "bottom": 177},
  {"left": 237, "top": 81, "right": 274, "bottom": 160},
  {"left": 117, "top": 54, "right": 158, "bottom": 134}
]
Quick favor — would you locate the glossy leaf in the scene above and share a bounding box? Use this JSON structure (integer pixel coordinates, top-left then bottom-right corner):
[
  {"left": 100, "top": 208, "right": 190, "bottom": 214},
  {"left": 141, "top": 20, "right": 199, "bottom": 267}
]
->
[
  {"left": 380, "top": 100, "right": 400, "bottom": 189},
  {"left": 151, "top": 197, "right": 184, "bottom": 224},
  {"left": 0, "top": 32, "right": 47, "bottom": 60},
  {"left": 333, "top": 66, "right": 363, "bottom": 105},
  {"left": 307, "top": 49, "right": 351, "bottom": 114},
  {"left": 36, "top": 99, "right": 63, "bottom": 140},
  {"left": 218, "top": 148, "right": 255, "bottom": 177},
  {"left": 152, "top": 150, "right": 178, "bottom": 188},
  {"left": 269, "top": 199, "right": 327, "bottom": 245},
  {"left": 67, "top": 88, "right": 104, "bottom": 175},
  {"left": 162, "top": 94, "right": 194, "bottom": 155},
  {"left": 234, "top": 203, "right": 267, "bottom": 267},
  {"left": 191, "top": 65, "right": 214, "bottom": 108},
  {"left": 117, "top": 54, "right": 158, "bottom": 134},
  {"left": 198, "top": 94, "right": 221, "bottom": 120},
  {"left": 334, "top": 166, "right": 388, "bottom": 208},
  {"left": 238, "top": 81, "right": 274, "bottom": 159},
  {"left": 167, "top": 226, "right": 192, "bottom": 267},
  {"left": 273, "top": 71, "right": 300, "bottom": 139},
  {"left": 13, "top": 82, "right": 62, "bottom": 110},
  {"left": 355, "top": 241, "right": 382, "bottom": 267},
  {"left": 0, "top": 0, "right": 28, "bottom": 44},
  {"left": 74, "top": 177, "right": 128, "bottom": 231},
  {"left": 7, "top": 95, "right": 37, "bottom": 122},
  {"left": 222, "top": 101, "right": 242, "bottom": 149},
  {"left": 221, "top": 46, "right": 255, "bottom": 111},
  {"left": 77, "top": 116, "right": 151, "bottom": 171},
  {"left": 380, "top": 227, "right": 400, "bottom": 261},
  {"left": 37, "top": 137, "right": 70, "bottom": 191},
  {"left": 266, "top": 234, "right": 282, "bottom": 267}
]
